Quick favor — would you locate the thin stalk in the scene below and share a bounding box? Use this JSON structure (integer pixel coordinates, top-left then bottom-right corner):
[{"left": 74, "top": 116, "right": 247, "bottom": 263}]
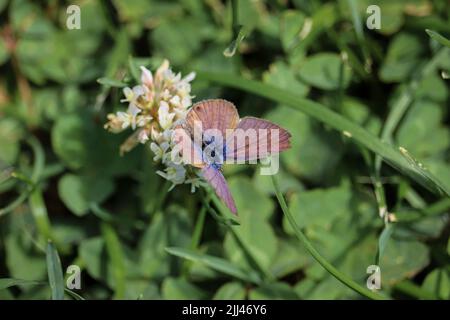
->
[{"left": 394, "top": 280, "right": 437, "bottom": 300}]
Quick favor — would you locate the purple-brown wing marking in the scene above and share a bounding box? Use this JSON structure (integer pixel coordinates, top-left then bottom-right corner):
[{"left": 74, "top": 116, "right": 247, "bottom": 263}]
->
[
  {"left": 201, "top": 165, "right": 237, "bottom": 215},
  {"left": 226, "top": 117, "right": 291, "bottom": 162},
  {"left": 186, "top": 99, "right": 239, "bottom": 139}
]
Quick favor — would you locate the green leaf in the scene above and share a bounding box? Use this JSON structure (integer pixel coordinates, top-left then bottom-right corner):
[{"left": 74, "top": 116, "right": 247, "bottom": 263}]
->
[
  {"left": 269, "top": 239, "right": 310, "bottom": 279},
  {"left": 139, "top": 208, "right": 192, "bottom": 279},
  {"left": 396, "top": 101, "right": 450, "bottom": 159},
  {"left": 46, "top": 241, "right": 65, "bottom": 300},
  {"left": 272, "top": 175, "right": 386, "bottom": 300},
  {"left": 249, "top": 282, "right": 298, "bottom": 300},
  {"left": 58, "top": 174, "right": 114, "bottom": 216},
  {"left": 376, "top": 224, "right": 394, "bottom": 265},
  {"left": 224, "top": 177, "right": 277, "bottom": 274},
  {"left": 421, "top": 269, "right": 450, "bottom": 300},
  {"left": 426, "top": 29, "right": 450, "bottom": 48},
  {"left": 298, "top": 53, "right": 352, "bottom": 90},
  {"left": 162, "top": 277, "right": 207, "bottom": 300},
  {"left": 379, "top": 33, "right": 424, "bottom": 82},
  {"left": 265, "top": 105, "right": 344, "bottom": 183},
  {"left": 213, "top": 282, "right": 246, "bottom": 300},
  {"left": 78, "top": 237, "right": 108, "bottom": 282},
  {"left": 280, "top": 10, "right": 306, "bottom": 52},
  {"left": 101, "top": 223, "right": 126, "bottom": 299},
  {"left": 283, "top": 184, "right": 359, "bottom": 231},
  {"left": 151, "top": 20, "right": 202, "bottom": 65},
  {"left": 0, "top": 118, "right": 24, "bottom": 165},
  {"left": 97, "top": 77, "right": 127, "bottom": 88},
  {"left": 196, "top": 71, "right": 450, "bottom": 197},
  {"left": 5, "top": 231, "right": 47, "bottom": 282},
  {"left": 166, "top": 247, "right": 260, "bottom": 284},
  {"left": 380, "top": 239, "right": 429, "bottom": 285},
  {"left": 263, "top": 61, "right": 309, "bottom": 97},
  {"left": 52, "top": 112, "right": 140, "bottom": 175}
]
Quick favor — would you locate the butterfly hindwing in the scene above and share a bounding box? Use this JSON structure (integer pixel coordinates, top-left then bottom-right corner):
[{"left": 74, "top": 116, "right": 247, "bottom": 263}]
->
[
  {"left": 201, "top": 165, "right": 237, "bottom": 215},
  {"left": 226, "top": 117, "right": 291, "bottom": 161}
]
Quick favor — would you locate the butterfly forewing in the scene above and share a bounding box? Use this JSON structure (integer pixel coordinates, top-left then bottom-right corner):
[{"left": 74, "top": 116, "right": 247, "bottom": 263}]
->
[{"left": 186, "top": 99, "right": 240, "bottom": 139}]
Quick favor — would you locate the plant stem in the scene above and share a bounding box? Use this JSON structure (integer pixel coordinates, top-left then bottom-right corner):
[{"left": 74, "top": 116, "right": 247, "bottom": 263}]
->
[
  {"left": 394, "top": 280, "right": 437, "bottom": 300},
  {"left": 271, "top": 175, "right": 388, "bottom": 300}
]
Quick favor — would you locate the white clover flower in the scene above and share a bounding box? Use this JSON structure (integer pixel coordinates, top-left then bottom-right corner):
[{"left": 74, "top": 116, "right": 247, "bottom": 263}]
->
[
  {"left": 138, "top": 129, "right": 150, "bottom": 144},
  {"left": 157, "top": 163, "right": 186, "bottom": 190},
  {"left": 140, "top": 66, "right": 153, "bottom": 88},
  {"left": 185, "top": 177, "right": 204, "bottom": 193},
  {"left": 169, "top": 95, "right": 181, "bottom": 108},
  {"left": 121, "top": 87, "right": 134, "bottom": 102},
  {"left": 150, "top": 141, "right": 170, "bottom": 162},
  {"left": 105, "top": 59, "right": 199, "bottom": 193},
  {"left": 136, "top": 115, "right": 152, "bottom": 128},
  {"left": 158, "top": 101, "right": 176, "bottom": 130},
  {"left": 127, "top": 103, "right": 142, "bottom": 130}
]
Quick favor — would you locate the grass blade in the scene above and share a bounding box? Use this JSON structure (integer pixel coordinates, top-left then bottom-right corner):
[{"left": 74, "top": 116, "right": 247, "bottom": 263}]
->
[
  {"left": 0, "top": 278, "right": 44, "bottom": 290},
  {"left": 196, "top": 71, "right": 450, "bottom": 197},
  {"left": 46, "top": 241, "right": 65, "bottom": 300},
  {"left": 29, "top": 188, "right": 53, "bottom": 243},
  {"left": 375, "top": 224, "right": 394, "bottom": 265},
  {"left": 101, "top": 223, "right": 126, "bottom": 299},
  {"left": 426, "top": 29, "right": 450, "bottom": 48},
  {"left": 97, "top": 77, "right": 127, "bottom": 88},
  {"left": 394, "top": 280, "right": 438, "bottom": 300},
  {"left": 64, "top": 288, "right": 85, "bottom": 300},
  {"left": 165, "top": 247, "right": 261, "bottom": 284},
  {"left": 271, "top": 175, "right": 387, "bottom": 300}
]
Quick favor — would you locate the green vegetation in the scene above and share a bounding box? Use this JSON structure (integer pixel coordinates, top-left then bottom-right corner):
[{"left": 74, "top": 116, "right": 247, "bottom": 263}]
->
[{"left": 0, "top": 0, "right": 449, "bottom": 300}]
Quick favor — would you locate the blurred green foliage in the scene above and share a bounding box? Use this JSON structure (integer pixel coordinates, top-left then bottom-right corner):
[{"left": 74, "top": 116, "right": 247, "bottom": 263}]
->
[{"left": 0, "top": 0, "right": 450, "bottom": 300}]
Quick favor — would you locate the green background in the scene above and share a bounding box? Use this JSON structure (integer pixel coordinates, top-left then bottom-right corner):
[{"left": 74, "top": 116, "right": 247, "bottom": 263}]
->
[{"left": 0, "top": 0, "right": 449, "bottom": 300}]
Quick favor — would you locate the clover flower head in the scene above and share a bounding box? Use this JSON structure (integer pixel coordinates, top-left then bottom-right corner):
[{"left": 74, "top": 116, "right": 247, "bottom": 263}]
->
[
  {"left": 105, "top": 59, "right": 198, "bottom": 192},
  {"left": 157, "top": 163, "right": 187, "bottom": 191}
]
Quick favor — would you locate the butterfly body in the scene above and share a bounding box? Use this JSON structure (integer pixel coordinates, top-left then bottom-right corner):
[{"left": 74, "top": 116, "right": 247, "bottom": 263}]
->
[{"left": 173, "top": 99, "right": 291, "bottom": 215}]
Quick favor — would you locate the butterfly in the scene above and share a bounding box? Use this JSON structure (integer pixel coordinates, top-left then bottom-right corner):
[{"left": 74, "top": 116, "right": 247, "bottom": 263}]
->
[{"left": 173, "top": 99, "right": 291, "bottom": 215}]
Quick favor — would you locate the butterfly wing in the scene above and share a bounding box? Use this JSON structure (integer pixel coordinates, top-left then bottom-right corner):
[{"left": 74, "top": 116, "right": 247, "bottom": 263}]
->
[
  {"left": 201, "top": 165, "right": 237, "bottom": 215},
  {"left": 226, "top": 117, "right": 291, "bottom": 162},
  {"left": 172, "top": 124, "right": 205, "bottom": 168},
  {"left": 186, "top": 99, "right": 239, "bottom": 138}
]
